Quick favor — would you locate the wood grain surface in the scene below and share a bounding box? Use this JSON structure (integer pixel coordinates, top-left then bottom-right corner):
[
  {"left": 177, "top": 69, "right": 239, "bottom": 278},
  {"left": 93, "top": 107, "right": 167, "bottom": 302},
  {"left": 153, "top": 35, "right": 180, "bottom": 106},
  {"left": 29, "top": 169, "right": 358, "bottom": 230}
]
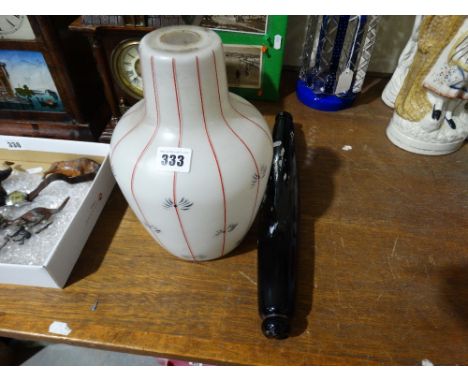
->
[{"left": 0, "top": 74, "right": 466, "bottom": 365}]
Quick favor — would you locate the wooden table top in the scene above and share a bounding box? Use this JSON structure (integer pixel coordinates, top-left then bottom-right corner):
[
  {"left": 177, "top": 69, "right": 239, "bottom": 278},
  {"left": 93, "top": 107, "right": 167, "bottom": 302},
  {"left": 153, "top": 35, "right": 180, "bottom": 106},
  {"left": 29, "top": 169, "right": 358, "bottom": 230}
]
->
[{"left": 0, "top": 75, "right": 467, "bottom": 365}]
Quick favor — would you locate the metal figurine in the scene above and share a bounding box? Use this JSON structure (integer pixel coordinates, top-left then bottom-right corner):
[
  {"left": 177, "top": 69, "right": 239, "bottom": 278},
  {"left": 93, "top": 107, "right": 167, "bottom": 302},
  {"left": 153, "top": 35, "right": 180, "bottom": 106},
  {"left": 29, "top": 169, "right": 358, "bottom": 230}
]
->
[
  {"left": 0, "top": 158, "right": 100, "bottom": 207},
  {"left": 0, "top": 226, "right": 32, "bottom": 249},
  {"left": 7, "top": 196, "right": 70, "bottom": 230},
  {"left": 43, "top": 158, "right": 100, "bottom": 178},
  {"left": 26, "top": 172, "right": 97, "bottom": 203},
  {"left": 0, "top": 197, "right": 70, "bottom": 250}
]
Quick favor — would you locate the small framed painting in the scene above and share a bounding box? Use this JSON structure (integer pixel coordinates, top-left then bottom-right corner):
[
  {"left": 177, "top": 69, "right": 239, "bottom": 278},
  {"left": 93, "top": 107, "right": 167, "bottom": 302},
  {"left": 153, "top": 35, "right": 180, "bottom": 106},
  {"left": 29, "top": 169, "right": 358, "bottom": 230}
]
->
[
  {"left": 224, "top": 44, "right": 263, "bottom": 89},
  {"left": 211, "top": 16, "right": 288, "bottom": 101},
  {"left": 0, "top": 50, "right": 65, "bottom": 112},
  {"left": 200, "top": 15, "right": 268, "bottom": 34}
]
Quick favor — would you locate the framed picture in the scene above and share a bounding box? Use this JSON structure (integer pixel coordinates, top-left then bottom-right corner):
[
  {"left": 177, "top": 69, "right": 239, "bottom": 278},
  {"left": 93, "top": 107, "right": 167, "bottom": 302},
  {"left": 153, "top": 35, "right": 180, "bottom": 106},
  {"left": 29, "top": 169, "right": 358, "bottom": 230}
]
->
[
  {"left": 224, "top": 44, "right": 263, "bottom": 89},
  {"left": 212, "top": 16, "right": 288, "bottom": 101},
  {"left": 0, "top": 16, "right": 109, "bottom": 140},
  {"left": 0, "top": 50, "right": 65, "bottom": 112},
  {"left": 200, "top": 15, "right": 268, "bottom": 34}
]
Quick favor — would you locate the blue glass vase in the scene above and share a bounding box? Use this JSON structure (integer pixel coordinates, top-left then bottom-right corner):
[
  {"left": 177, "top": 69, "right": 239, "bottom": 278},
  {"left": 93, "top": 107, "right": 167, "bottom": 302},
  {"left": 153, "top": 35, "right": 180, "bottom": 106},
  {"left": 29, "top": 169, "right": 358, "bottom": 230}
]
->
[{"left": 296, "top": 16, "right": 380, "bottom": 111}]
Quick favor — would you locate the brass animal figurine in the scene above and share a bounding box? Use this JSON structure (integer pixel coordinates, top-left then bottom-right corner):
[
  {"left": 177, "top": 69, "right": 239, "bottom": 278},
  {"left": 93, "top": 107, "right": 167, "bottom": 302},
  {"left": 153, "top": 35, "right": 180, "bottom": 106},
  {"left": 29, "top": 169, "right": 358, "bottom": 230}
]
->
[
  {"left": 43, "top": 158, "right": 100, "bottom": 178},
  {"left": 26, "top": 172, "right": 97, "bottom": 204},
  {"left": 0, "top": 157, "right": 99, "bottom": 207},
  {"left": 9, "top": 196, "right": 70, "bottom": 231},
  {"left": 0, "top": 197, "right": 70, "bottom": 250},
  {"left": 0, "top": 226, "right": 32, "bottom": 248}
]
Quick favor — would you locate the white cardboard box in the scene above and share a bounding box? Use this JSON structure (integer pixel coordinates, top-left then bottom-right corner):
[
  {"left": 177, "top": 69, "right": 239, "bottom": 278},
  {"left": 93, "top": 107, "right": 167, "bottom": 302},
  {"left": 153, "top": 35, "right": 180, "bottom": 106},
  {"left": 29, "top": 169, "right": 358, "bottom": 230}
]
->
[{"left": 0, "top": 135, "right": 115, "bottom": 288}]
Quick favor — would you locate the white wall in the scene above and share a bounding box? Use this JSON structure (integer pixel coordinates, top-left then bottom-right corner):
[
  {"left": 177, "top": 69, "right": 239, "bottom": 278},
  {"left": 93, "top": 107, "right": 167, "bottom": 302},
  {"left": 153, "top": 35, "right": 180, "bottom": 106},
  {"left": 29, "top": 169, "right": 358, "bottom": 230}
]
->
[{"left": 284, "top": 15, "right": 416, "bottom": 74}]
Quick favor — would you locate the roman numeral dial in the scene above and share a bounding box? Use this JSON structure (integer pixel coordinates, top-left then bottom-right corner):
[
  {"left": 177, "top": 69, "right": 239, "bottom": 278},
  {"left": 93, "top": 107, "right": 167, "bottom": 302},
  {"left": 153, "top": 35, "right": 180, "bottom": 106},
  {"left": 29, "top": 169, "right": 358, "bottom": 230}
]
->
[{"left": 111, "top": 39, "right": 144, "bottom": 99}]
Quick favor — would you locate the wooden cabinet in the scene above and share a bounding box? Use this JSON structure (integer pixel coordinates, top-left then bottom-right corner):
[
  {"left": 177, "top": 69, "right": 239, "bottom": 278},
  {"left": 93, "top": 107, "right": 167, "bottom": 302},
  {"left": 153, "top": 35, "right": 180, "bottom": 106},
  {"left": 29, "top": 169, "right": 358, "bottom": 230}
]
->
[{"left": 70, "top": 17, "right": 159, "bottom": 142}]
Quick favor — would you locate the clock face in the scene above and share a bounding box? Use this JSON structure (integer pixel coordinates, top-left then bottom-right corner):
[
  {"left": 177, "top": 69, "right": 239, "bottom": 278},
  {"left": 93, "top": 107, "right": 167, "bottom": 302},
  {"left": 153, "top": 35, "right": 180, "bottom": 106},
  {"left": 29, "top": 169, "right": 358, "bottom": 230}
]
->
[
  {"left": 111, "top": 40, "right": 143, "bottom": 100},
  {"left": 0, "top": 16, "right": 35, "bottom": 40}
]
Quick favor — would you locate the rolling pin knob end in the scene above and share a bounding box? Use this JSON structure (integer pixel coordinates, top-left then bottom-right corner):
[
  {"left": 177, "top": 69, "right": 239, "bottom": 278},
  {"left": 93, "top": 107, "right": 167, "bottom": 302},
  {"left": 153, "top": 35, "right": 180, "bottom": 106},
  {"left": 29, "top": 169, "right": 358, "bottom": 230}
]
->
[{"left": 262, "top": 316, "right": 290, "bottom": 339}]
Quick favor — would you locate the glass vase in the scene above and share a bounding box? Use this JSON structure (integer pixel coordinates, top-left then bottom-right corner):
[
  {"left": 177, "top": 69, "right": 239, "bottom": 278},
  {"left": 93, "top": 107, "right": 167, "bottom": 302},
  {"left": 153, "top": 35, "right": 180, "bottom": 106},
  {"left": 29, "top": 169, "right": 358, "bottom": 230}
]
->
[{"left": 296, "top": 15, "right": 380, "bottom": 111}]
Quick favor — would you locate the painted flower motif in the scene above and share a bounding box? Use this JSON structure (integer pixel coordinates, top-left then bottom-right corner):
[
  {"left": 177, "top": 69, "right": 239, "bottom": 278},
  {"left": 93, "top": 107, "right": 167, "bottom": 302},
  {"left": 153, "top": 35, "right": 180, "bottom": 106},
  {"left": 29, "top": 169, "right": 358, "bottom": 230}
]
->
[
  {"left": 163, "top": 197, "right": 193, "bottom": 211},
  {"left": 215, "top": 223, "right": 238, "bottom": 237},
  {"left": 145, "top": 223, "right": 161, "bottom": 234},
  {"left": 251, "top": 164, "right": 268, "bottom": 187}
]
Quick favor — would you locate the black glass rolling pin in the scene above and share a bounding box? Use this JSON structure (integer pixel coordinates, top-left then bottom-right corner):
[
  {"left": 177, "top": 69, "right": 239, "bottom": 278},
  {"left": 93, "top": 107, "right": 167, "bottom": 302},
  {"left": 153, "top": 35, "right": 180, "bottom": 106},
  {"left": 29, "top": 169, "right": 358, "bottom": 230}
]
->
[{"left": 257, "top": 111, "right": 299, "bottom": 339}]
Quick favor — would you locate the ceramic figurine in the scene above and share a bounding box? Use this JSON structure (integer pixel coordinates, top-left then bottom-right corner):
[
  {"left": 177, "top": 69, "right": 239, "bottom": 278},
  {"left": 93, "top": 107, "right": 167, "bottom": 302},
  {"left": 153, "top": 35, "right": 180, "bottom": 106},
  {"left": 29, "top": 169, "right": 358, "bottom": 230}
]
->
[
  {"left": 110, "top": 25, "right": 273, "bottom": 261},
  {"left": 43, "top": 158, "right": 100, "bottom": 178},
  {"left": 296, "top": 15, "right": 380, "bottom": 111},
  {"left": 381, "top": 16, "right": 423, "bottom": 108},
  {"left": 386, "top": 16, "right": 468, "bottom": 155}
]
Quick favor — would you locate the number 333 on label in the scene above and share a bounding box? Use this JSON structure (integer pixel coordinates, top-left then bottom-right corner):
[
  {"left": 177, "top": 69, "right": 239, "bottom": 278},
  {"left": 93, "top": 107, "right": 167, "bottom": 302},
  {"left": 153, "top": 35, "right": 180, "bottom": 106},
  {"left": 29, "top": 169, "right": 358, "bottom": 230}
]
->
[{"left": 155, "top": 147, "right": 193, "bottom": 173}]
